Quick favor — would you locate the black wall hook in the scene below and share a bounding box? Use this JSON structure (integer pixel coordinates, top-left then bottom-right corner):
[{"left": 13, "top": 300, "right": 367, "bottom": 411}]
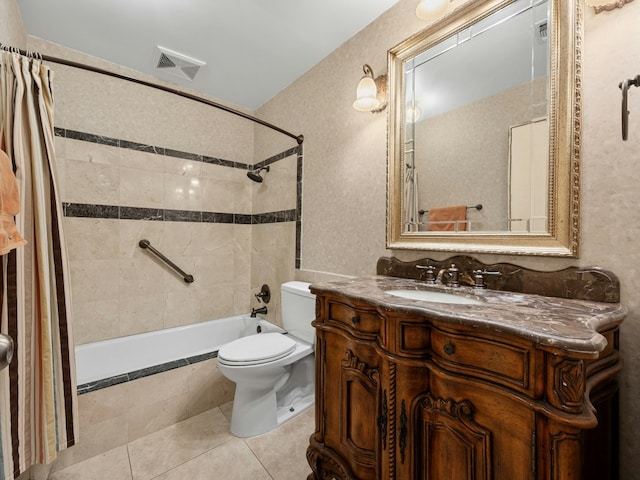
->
[{"left": 619, "top": 74, "right": 640, "bottom": 141}]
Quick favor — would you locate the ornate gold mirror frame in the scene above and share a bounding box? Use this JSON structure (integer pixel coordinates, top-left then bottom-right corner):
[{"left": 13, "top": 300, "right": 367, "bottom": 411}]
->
[{"left": 386, "top": 0, "right": 582, "bottom": 257}]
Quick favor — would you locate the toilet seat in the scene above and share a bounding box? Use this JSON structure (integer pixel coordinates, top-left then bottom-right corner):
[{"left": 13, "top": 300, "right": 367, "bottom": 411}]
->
[{"left": 218, "top": 333, "right": 297, "bottom": 366}]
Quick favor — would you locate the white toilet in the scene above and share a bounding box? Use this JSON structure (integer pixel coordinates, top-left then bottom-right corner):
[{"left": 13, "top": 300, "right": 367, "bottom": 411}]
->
[{"left": 217, "top": 281, "right": 316, "bottom": 437}]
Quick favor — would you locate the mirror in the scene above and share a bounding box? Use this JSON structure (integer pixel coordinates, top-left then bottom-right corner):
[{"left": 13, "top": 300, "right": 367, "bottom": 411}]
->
[{"left": 387, "top": 0, "right": 581, "bottom": 257}]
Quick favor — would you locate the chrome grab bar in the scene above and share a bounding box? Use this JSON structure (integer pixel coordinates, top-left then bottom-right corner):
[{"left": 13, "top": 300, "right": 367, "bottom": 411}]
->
[{"left": 138, "top": 239, "right": 194, "bottom": 283}]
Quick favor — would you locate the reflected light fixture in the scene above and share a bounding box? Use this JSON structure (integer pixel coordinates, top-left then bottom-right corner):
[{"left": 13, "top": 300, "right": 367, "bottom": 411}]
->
[
  {"left": 406, "top": 103, "right": 422, "bottom": 123},
  {"left": 353, "top": 64, "right": 387, "bottom": 113},
  {"left": 584, "top": 0, "right": 633, "bottom": 13},
  {"left": 416, "top": 0, "right": 451, "bottom": 20}
]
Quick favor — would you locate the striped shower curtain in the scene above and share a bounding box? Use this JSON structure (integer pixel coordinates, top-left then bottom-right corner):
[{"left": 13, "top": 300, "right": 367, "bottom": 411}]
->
[{"left": 0, "top": 51, "right": 78, "bottom": 479}]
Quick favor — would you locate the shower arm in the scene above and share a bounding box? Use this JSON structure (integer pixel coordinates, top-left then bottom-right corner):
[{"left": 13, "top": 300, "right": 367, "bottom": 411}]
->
[{"left": 139, "top": 239, "right": 194, "bottom": 283}]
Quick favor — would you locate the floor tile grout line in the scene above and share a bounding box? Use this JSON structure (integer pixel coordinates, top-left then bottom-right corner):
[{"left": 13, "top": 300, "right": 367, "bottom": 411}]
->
[
  {"left": 243, "top": 439, "right": 277, "bottom": 479},
  {"left": 143, "top": 436, "right": 238, "bottom": 480},
  {"left": 126, "top": 443, "right": 135, "bottom": 480}
]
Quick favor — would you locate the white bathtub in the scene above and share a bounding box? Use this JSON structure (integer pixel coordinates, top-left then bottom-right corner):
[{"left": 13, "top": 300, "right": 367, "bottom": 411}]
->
[{"left": 75, "top": 315, "right": 284, "bottom": 386}]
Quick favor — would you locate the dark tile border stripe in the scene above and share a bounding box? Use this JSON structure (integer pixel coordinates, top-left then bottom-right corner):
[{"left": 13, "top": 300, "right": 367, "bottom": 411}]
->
[
  {"left": 63, "top": 203, "right": 297, "bottom": 225},
  {"left": 54, "top": 127, "right": 303, "bottom": 171},
  {"left": 77, "top": 351, "right": 218, "bottom": 395}
]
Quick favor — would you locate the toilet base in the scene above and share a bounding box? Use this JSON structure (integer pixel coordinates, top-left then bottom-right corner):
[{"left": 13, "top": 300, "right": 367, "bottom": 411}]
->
[
  {"left": 229, "top": 354, "right": 315, "bottom": 437},
  {"left": 276, "top": 390, "right": 314, "bottom": 426}
]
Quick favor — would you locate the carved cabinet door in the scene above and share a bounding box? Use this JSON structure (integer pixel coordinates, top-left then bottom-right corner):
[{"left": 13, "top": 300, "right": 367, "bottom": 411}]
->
[
  {"left": 414, "top": 372, "right": 536, "bottom": 480},
  {"left": 322, "top": 330, "right": 384, "bottom": 480}
]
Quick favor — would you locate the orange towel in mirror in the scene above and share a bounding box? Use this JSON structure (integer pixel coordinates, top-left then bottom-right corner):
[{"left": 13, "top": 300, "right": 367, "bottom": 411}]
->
[
  {"left": 428, "top": 205, "right": 468, "bottom": 232},
  {"left": 0, "top": 148, "right": 27, "bottom": 255}
]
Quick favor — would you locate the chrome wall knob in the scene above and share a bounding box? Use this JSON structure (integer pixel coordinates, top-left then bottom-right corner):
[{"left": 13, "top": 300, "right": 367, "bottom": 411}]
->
[{"left": 0, "top": 333, "right": 14, "bottom": 371}]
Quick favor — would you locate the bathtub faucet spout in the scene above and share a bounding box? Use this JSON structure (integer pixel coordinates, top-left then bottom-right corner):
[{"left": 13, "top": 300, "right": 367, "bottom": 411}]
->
[{"left": 250, "top": 306, "right": 268, "bottom": 318}]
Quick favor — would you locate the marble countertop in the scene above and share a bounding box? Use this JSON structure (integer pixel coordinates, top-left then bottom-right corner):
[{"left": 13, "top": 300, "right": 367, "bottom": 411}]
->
[{"left": 310, "top": 275, "right": 627, "bottom": 356}]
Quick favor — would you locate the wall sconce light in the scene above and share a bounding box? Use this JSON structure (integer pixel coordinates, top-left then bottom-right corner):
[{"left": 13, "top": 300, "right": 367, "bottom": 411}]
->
[
  {"left": 353, "top": 64, "right": 387, "bottom": 113},
  {"left": 585, "top": 0, "right": 633, "bottom": 13},
  {"left": 416, "top": 0, "right": 452, "bottom": 20}
]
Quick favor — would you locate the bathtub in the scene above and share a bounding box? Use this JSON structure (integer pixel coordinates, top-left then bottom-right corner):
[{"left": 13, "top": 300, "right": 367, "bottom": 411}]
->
[{"left": 75, "top": 315, "right": 283, "bottom": 389}]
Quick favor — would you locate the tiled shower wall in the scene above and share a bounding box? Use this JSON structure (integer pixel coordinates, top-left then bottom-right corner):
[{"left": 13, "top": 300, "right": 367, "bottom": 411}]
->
[
  {"left": 30, "top": 36, "right": 302, "bottom": 345},
  {"left": 56, "top": 129, "right": 300, "bottom": 345}
]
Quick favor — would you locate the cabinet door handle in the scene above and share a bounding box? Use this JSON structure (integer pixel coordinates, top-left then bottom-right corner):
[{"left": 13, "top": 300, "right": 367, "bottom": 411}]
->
[
  {"left": 351, "top": 315, "right": 360, "bottom": 325},
  {"left": 443, "top": 343, "right": 456, "bottom": 355}
]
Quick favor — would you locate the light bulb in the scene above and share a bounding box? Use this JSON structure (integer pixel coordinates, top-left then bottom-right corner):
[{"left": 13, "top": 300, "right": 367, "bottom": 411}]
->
[
  {"left": 416, "top": 0, "right": 449, "bottom": 20},
  {"left": 353, "top": 69, "right": 380, "bottom": 112}
]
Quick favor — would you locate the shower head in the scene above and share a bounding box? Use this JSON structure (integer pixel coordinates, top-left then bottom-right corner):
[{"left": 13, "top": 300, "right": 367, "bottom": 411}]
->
[{"left": 247, "top": 166, "right": 270, "bottom": 183}]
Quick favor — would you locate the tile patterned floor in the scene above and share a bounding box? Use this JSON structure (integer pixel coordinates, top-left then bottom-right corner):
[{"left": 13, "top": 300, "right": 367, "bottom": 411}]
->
[{"left": 48, "top": 402, "right": 314, "bottom": 480}]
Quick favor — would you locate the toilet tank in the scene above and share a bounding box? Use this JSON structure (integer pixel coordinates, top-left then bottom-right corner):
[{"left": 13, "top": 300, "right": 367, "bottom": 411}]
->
[{"left": 281, "top": 281, "right": 316, "bottom": 345}]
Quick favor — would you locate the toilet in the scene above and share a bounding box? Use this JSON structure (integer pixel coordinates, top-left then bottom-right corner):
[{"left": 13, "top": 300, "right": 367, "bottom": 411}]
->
[{"left": 217, "top": 281, "right": 316, "bottom": 437}]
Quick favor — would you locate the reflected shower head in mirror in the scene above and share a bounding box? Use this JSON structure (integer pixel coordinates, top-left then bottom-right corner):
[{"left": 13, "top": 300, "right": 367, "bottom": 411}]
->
[{"left": 247, "top": 166, "right": 270, "bottom": 183}]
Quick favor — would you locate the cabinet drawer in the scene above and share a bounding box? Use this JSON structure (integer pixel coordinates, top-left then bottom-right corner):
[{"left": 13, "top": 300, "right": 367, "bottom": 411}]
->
[
  {"left": 431, "top": 328, "right": 533, "bottom": 392},
  {"left": 327, "top": 301, "right": 382, "bottom": 336}
]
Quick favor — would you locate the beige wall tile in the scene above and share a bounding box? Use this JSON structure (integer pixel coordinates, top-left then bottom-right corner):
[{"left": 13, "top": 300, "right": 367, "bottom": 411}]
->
[
  {"left": 118, "top": 293, "right": 166, "bottom": 337},
  {"left": 77, "top": 382, "right": 131, "bottom": 426},
  {"left": 119, "top": 220, "right": 165, "bottom": 257},
  {"left": 252, "top": 156, "right": 297, "bottom": 214},
  {"left": 201, "top": 162, "right": 243, "bottom": 182},
  {"left": 64, "top": 218, "right": 119, "bottom": 261},
  {"left": 69, "top": 259, "right": 120, "bottom": 305},
  {"left": 73, "top": 300, "right": 120, "bottom": 344},
  {"left": 62, "top": 138, "right": 123, "bottom": 166},
  {"left": 64, "top": 159, "right": 120, "bottom": 205},
  {"left": 250, "top": 222, "right": 297, "bottom": 326},
  {"left": 127, "top": 391, "right": 193, "bottom": 441},
  {"left": 120, "top": 166, "right": 165, "bottom": 209},
  {"left": 163, "top": 172, "right": 202, "bottom": 211},
  {"left": 163, "top": 286, "right": 202, "bottom": 328}
]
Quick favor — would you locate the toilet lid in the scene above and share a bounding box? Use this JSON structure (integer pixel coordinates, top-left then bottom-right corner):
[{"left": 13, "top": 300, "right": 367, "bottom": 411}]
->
[{"left": 218, "top": 333, "right": 297, "bottom": 364}]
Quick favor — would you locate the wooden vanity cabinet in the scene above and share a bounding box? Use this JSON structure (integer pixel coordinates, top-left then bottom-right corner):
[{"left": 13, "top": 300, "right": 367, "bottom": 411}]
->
[{"left": 307, "top": 289, "right": 621, "bottom": 480}]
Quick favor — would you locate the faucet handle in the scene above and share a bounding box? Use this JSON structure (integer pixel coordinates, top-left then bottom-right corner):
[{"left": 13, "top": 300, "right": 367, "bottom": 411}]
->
[
  {"left": 471, "top": 269, "right": 502, "bottom": 289},
  {"left": 254, "top": 284, "right": 271, "bottom": 304},
  {"left": 416, "top": 265, "right": 436, "bottom": 283},
  {"left": 472, "top": 270, "right": 486, "bottom": 289},
  {"left": 446, "top": 264, "right": 460, "bottom": 287}
]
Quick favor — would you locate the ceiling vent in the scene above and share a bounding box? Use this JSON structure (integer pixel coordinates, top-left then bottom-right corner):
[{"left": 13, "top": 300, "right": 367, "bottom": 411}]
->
[{"left": 154, "top": 46, "right": 205, "bottom": 81}]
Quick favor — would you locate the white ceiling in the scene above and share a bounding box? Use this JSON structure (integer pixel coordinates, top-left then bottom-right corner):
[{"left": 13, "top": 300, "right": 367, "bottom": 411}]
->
[{"left": 17, "top": 0, "right": 401, "bottom": 111}]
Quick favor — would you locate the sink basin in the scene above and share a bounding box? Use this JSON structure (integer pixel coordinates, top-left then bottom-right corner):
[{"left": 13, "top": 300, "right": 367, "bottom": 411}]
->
[{"left": 386, "top": 289, "right": 485, "bottom": 305}]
